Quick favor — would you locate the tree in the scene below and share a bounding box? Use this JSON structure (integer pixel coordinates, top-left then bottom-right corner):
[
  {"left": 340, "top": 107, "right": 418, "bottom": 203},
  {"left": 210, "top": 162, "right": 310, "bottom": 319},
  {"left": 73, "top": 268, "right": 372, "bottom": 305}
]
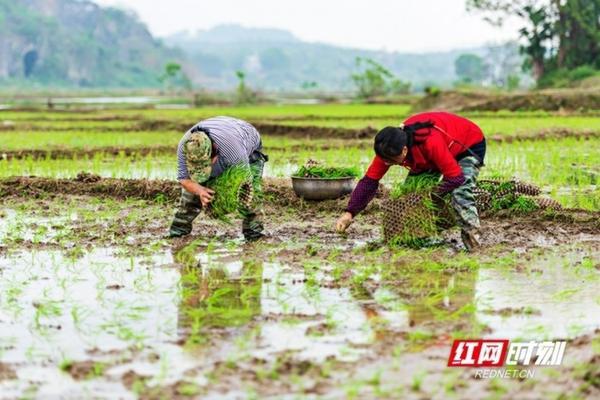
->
[
  {"left": 159, "top": 62, "right": 191, "bottom": 91},
  {"left": 466, "top": 0, "right": 600, "bottom": 82},
  {"left": 235, "top": 70, "right": 256, "bottom": 105},
  {"left": 454, "top": 54, "right": 488, "bottom": 83},
  {"left": 351, "top": 57, "right": 410, "bottom": 100}
]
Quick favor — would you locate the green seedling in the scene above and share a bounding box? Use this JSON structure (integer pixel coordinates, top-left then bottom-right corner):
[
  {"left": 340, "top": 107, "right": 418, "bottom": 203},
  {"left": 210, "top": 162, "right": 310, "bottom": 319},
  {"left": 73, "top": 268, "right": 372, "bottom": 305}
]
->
[
  {"left": 292, "top": 165, "right": 360, "bottom": 179},
  {"left": 205, "top": 165, "right": 260, "bottom": 222}
]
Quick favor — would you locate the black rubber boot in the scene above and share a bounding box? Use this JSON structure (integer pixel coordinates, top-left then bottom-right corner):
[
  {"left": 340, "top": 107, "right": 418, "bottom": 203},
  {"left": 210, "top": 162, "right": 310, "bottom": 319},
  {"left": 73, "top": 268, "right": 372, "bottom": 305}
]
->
[
  {"left": 461, "top": 227, "right": 481, "bottom": 252},
  {"left": 169, "top": 223, "right": 192, "bottom": 238}
]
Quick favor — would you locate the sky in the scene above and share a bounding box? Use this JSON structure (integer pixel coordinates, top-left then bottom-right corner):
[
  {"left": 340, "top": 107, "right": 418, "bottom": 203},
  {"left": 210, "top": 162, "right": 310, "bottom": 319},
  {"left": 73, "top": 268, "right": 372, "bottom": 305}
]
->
[{"left": 94, "top": 0, "right": 521, "bottom": 53}]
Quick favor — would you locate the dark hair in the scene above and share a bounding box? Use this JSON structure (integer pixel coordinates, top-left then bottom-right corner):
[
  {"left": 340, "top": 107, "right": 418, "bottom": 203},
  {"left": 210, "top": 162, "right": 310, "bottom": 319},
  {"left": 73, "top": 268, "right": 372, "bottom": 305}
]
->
[
  {"left": 374, "top": 126, "right": 410, "bottom": 161},
  {"left": 373, "top": 121, "right": 435, "bottom": 160}
]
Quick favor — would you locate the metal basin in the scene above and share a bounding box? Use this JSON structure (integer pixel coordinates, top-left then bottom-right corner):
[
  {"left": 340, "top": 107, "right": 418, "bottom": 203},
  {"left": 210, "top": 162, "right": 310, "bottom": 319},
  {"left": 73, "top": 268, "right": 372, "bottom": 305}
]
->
[{"left": 291, "top": 176, "right": 356, "bottom": 200}]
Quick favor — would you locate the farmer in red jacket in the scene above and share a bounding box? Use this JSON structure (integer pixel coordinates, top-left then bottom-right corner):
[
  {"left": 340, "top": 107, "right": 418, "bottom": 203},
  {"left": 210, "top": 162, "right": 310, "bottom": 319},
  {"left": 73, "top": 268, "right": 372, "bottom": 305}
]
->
[{"left": 335, "top": 111, "right": 486, "bottom": 251}]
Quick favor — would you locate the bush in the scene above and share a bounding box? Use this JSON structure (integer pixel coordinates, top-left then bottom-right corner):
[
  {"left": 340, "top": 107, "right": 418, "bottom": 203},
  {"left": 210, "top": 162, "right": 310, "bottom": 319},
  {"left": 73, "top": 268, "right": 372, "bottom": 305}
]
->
[
  {"left": 538, "top": 66, "right": 599, "bottom": 88},
  {"left": 568, "top": 65, "right": 597, "bottom": 82}
]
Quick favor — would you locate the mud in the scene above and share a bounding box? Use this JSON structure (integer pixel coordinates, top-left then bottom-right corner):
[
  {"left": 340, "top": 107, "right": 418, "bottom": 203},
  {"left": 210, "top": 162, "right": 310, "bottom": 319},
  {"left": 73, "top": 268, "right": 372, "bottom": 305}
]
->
[
  {"left": 0, "top": 363, "right": 17, "bottom": 381},
  {"left": 462, "top": 90, "right": 600, "bottom": 112},
  {"left": 1, "top": 175, "right": 599, "bottom": 399},
  {"left": 0, "top": 146, "right": 175, "bottom": 161},
  {"left": 0, "top": 176, "right": 387, "bottom": 214},
  {"left": 1, "top": 176, "right": 598, "bottom": 257},
  {"left": 1, "top": 175, "right": 597, "bottom": 238},
  {"left": 416, "top": 89, "right": 600, "bottom": 112},
  {"left": 61, "top": 361, "right": 108, "bottom": 381},
  {"left": 0, "top": 175, "right": 182, "bottom": 203}
]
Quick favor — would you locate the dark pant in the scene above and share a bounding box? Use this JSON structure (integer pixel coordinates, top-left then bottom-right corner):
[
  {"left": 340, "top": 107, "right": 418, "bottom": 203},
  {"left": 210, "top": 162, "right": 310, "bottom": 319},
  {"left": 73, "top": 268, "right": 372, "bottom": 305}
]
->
[{"left": 169, "top": 150, "right": 267, "bottom": 239}]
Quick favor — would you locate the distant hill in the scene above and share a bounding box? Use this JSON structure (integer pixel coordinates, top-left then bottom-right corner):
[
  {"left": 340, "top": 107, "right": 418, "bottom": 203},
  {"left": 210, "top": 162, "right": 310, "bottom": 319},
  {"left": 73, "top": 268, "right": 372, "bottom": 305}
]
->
[
  {"left": 0, "top": 1, "right": 523, "bottom": 91},
  {"left": 165, "top": 24, "right": 499, "bottom": 91},
  {"left": 0, "top": 0, "right": 183, "bottom": 87}
]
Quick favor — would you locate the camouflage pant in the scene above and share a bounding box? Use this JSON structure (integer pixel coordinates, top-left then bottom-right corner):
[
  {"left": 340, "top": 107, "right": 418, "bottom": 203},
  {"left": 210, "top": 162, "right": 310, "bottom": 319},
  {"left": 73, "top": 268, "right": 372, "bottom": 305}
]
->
[
  {"left": 169, "top": 155, "right": 266, "bottom": 239},
  {"left": 405, "top": 155, "right": 481, "bottom": 230},
  {"left": 451, "top": 156, "right": 481, "bottom": 230}
]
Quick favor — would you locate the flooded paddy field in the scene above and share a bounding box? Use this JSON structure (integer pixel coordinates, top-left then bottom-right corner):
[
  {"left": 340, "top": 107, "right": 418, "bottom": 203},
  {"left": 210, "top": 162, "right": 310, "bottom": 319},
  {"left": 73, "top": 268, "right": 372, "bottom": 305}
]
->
[{"left": 1, "top": 104, "right": 600, "bottom": 399}]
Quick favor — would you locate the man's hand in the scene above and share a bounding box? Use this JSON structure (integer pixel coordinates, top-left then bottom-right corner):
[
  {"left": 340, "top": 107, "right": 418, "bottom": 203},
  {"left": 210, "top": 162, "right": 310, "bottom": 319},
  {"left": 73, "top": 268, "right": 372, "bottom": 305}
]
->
[
  {"left": 180, "top": 179, "right": 215, "bottom": 207},
  {"left": 336, "top": 212, "right": 353, "bottom": 233},
  {"left": 196, "top": 185, "right": 215, "bottom": 207}
]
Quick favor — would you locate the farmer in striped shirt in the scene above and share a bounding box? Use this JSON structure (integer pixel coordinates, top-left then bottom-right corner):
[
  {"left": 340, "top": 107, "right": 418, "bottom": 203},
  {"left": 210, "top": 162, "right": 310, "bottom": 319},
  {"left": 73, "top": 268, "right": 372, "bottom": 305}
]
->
[{"left": 169, "top": 116, "right": 267, "bottom": 240}]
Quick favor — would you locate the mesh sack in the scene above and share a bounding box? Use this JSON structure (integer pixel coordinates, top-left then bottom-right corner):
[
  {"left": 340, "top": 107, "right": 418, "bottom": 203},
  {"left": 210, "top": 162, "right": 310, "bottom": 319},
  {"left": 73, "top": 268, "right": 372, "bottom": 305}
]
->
[
  {"left": 382, "top": 191, "right": 455, "bottom": 245},
  {"left": 237, "top": 182, "right": 254, "bottom": 210},
  {"left": 478, "top": 179, "right": 541, "bottom": 197},
  {"left": 474, "top": 187, "right": 492, "bottom": 211},
  {"left": 526, "top": 196, "right": 563, "bottom": 210}
]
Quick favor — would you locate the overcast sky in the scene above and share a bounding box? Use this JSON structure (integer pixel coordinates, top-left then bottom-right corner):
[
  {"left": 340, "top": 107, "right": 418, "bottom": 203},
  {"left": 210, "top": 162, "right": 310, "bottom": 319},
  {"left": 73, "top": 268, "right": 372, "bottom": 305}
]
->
[{"left": 94, "top": 0, "right": 521, "bottom": 53}]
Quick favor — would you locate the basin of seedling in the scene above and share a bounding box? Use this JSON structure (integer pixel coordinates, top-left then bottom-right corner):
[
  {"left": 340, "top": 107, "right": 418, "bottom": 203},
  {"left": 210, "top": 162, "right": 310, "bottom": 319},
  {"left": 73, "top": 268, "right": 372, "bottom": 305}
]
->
[{"left": 291, "top": 164, "right": 359, "bottom": 200}]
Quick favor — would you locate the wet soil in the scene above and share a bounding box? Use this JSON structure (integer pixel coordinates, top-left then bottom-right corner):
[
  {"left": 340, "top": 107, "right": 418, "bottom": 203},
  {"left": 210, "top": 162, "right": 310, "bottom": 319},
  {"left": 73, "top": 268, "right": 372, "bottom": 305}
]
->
[
  {"left": 0, "top": 363, "right": 17, "bottom": 381},
  {"left": 1, "top": 180, "right": 599, "bottom": 399},
  {"left": 0, "top": 146, "right": 175, "bottom": 160},
  {"left": 1, "top": 177, "right": 598, "bottom": 254},
  {"left": 416, "top": 89, "right": 600, "bottom": 112}
]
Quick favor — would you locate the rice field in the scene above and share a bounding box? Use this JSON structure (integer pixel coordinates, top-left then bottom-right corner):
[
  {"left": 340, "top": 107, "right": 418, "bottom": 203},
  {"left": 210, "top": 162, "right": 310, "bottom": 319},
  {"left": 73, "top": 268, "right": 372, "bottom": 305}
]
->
[{"left": 0, "top": 102, "right": 599, "bottom": 399}]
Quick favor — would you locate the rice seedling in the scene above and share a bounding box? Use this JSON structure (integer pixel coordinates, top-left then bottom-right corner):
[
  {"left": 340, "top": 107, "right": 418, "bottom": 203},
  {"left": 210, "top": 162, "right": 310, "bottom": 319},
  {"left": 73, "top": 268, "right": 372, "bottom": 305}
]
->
[
  {"left": 389, "top": 173, "right": 439, "bottom": 199},
  {"left": 384, "top": 174, "right": 450, "bottom": 248},
  {"left": 205, "top": 165, "right": 260, "bottom": 222},
  {"left": 292, "top": 164, "right": 361, "bottom": 179}
]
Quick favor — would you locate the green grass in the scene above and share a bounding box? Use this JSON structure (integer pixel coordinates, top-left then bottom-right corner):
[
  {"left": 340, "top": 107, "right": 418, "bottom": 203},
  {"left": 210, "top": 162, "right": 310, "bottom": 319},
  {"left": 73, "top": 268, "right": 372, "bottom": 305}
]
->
[
  {"left": 0, "top": 119, "right": 137, "bottom": 130},
  {"left": 0, "top": 103, "right": 412, "bottom": 122},
  {"left": 0, "top": 130, "right": 181, "bottom": 151},
  {"left": 1, "top": 137, "right": 597, "bottom": 209},
  {"left": 1, "top": 106, "right": 598, "bottom": 211},
  {"left": 0, "top": 153, "right": 174, "bottom": 179}
]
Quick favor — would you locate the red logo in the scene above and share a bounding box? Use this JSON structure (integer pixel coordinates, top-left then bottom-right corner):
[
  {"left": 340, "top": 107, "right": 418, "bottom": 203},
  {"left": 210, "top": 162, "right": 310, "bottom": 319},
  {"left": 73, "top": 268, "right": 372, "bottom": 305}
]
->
[{"left": 448, "top": 340, "right": 509, "bottom": 367}]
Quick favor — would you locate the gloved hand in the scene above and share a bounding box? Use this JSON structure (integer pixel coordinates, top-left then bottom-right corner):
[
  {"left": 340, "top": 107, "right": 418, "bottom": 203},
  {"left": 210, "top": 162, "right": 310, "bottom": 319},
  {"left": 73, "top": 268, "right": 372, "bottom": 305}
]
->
[{"left": 335, "top": 212, "right": 353, "bottom": 233}]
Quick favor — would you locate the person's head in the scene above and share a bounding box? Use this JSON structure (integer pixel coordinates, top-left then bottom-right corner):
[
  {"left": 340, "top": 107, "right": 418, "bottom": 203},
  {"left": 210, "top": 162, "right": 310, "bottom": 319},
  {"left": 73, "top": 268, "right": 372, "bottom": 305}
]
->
[
  {"left": 183, "top": 130, "right": 217, "bottom": 182},
  {"left": 374, "top": 126, "right": 411, "bottom": 164}
]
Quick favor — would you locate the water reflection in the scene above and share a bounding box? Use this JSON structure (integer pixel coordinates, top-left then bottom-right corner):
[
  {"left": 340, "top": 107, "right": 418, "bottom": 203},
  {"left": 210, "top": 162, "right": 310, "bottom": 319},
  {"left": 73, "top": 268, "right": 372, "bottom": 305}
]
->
[
  {"left": 178, "top": 258, "right": 263, "bottom": 343},
  {"left": 476, "top": 249, "right": 600, "bottom": 339},
  {"left": 352, "top": 269, "right": 479, "bottom": 339}
]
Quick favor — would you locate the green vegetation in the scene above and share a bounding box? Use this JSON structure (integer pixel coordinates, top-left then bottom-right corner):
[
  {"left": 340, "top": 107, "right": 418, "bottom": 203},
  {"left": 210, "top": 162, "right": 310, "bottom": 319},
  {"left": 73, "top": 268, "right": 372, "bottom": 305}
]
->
[
  {"left": 467, "top": 0, "right": 600, "bottom": 86},
  {"left": 293, "top": 165, "right": 361, "bottom": 179},
  {"left": 0, "top": 104, "right": 597, "bottom": 210},
  {"left": 235, "top": 70, "right": 257, "bottom": 105},
  {"left": 159, "top": 62, "right": 191, "bottom": 91},
  {"left": 390, "top": 174, "right": 439, "bottom": 199},
  {"left": 351, "top": 57, "right": 411, "bottom": 100},
  {"left": 385, "top": 174, "right": 448, "bottom": 248},
  {"left": 0, "top": 0, "right": 180, "bottom": 87},
  {"left": 206, "top": 165, "right": 259, "bottom": 222},
  {"left": 455, "top": 54, "right": 488, "bottom": 84}
]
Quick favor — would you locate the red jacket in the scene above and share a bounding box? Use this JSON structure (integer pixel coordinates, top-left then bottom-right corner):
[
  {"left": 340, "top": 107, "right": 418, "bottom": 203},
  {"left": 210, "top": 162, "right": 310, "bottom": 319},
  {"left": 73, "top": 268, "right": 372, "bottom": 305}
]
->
[{"left": 365, "top": 112, "right": 484, "bottom": 180}]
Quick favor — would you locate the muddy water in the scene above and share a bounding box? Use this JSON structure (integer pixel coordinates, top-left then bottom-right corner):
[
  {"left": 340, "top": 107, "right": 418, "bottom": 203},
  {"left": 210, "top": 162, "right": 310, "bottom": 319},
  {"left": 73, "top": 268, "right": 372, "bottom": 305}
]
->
[
  {"left": 0, "top": 244, "right": 598, "bottom": 397},
  {"left": 477, "top": 249, "right": 600, "bottom": 339}
]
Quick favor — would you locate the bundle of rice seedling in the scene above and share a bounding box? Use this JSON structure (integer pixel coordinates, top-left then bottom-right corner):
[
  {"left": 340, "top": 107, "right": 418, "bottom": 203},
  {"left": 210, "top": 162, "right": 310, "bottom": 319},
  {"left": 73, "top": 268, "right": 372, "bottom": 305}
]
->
[
  {"left": 477, "top": 179, "right": 541, "bottom": 199},
  {"left": 384, "top": 174, "right": 455, "bottom": 247},
  {"left": 205, "top": 165, "right": 259, "bottom": 222},
  {"left": 474, "top": 179, "right": 556, "bottom": 212}
]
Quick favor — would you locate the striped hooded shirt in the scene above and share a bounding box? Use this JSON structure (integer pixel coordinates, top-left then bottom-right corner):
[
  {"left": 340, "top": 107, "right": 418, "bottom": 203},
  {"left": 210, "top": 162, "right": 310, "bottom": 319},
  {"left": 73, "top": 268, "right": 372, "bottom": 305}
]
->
[{"left": 177, "top": 116, "right": 262, "bottom": 180}]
